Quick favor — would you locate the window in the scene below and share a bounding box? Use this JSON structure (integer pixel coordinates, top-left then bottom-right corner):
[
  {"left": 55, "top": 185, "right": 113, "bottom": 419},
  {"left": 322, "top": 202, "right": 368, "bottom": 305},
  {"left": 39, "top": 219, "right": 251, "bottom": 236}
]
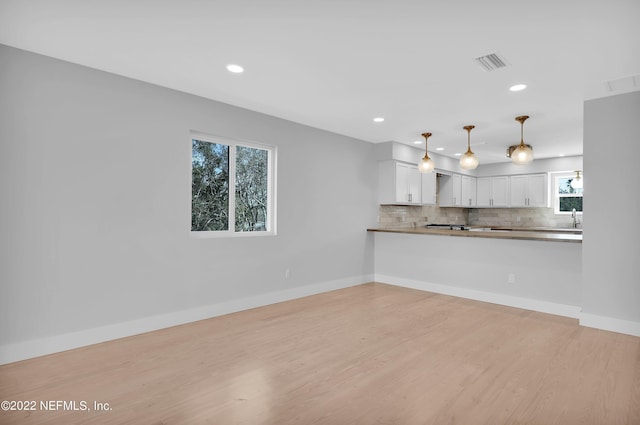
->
[
  {"left": 191, "top": 133, "right": 276, "bottom": 235},
  {"left": 553, "top": 173, "right": 583, "bottom": 214}
]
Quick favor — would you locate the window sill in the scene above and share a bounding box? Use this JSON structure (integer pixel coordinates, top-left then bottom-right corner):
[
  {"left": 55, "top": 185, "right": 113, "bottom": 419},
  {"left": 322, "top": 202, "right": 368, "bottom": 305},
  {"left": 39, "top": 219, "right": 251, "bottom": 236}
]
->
[{"left": 190, "top": 230, "right": 277, "bottom": 238}]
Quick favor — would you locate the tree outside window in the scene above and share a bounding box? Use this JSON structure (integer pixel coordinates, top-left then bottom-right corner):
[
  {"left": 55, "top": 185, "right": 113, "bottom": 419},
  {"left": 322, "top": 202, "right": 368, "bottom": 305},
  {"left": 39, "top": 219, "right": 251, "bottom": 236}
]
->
[
  {"left": 191, "top": 135, "right": 275, "bottom": 234},
  {"left": 555, "top": 175, "right": 583, "bottom": 214},
  {"left": 235, "top": 145, "right": 269, "bottom": 232}
]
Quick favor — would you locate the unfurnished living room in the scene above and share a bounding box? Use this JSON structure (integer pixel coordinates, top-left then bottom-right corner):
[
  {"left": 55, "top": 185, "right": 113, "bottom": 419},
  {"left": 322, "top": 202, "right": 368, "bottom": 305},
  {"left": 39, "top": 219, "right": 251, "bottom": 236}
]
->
[{"left": 1, "top": 1, "right": 639, "bottom": 424}]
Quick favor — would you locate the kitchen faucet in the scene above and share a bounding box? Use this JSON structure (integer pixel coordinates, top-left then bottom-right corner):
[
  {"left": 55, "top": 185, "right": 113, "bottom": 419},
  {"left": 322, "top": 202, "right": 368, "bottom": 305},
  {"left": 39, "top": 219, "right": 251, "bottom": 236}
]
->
[{"left": 571, "top": 208, "right": 580, "bottom": 228}]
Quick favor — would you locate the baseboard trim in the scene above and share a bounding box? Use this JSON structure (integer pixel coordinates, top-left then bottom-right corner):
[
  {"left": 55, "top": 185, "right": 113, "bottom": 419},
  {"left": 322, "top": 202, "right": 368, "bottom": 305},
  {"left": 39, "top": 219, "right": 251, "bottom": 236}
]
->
[
  {"left": 375, "top": 274, "right": 581, "bottom": 319},
  {"left": 579, "top": 313, "right": 640, "bottom": 337},
  {"left": 0, "top": 275, "right": 373, "bottom": 365}
]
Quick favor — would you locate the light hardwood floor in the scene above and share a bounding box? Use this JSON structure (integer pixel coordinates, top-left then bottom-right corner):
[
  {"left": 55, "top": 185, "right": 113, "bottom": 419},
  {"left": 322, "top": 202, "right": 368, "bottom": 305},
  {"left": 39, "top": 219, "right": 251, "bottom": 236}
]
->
[{"left": 1, "top": 283, "right": 639, "bottom": 424}]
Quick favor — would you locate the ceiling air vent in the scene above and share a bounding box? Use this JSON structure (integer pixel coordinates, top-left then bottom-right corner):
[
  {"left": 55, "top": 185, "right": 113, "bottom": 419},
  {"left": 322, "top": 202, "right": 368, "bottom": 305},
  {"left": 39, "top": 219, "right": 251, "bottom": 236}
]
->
[
  {"left": 604, "top": 74, "right": 639, "bottom": 93},
  {"left": 474, "top": 53, "right": 508, "bottom": 72}
]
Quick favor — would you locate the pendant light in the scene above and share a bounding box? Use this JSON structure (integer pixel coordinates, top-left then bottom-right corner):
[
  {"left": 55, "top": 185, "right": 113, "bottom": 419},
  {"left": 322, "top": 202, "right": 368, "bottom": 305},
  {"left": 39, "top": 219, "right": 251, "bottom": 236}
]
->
[
  {"left": 460, "top": 125, "right": 479, "bottom": 170},
  {"left": 418, "top": 132, "right": 435, "bottom": 173},
  {"left": 570, "top": 170, "right": 583, "bottom": 189},
  {"left": 508, "top": 115, "right": 534, "bottom": 164}
]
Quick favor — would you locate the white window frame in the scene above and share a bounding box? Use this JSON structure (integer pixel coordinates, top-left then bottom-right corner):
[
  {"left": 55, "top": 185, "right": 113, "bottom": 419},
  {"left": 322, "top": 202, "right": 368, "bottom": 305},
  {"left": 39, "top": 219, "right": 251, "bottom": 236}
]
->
[
  {"left": 190, "top": 131, "right": 277, "bottom": 237},
  {"left": 551, "top": 172, "right": 583, "bottom": 216}
]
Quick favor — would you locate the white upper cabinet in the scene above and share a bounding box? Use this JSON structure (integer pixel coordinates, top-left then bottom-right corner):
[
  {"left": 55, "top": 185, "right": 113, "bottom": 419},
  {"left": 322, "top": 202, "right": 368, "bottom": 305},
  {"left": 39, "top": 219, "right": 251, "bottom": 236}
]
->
[
  {"left": 439, "top": 173, "right": 462, "bottom": 206},
  {"left": 526, "top": 174, "right": 547, "bottom": 207},
  {"left": 378, "top": 160, "right": 422, "bottom": 204},
  {"left": 377, "top": 154, "right": 548, "bottom": 209},
  {"left": 461, "top": 175, "right": 477, "bottom": 207},
  {"left": 395, "top": 162, "right": 421, "bottom": 204},
  {"left": 509, "top": 176, "right": 527, "bottom": 206},
  {"left": 509, "top": 173, "right": 547, "bottom": 207},
  {"left": 477, "top": 176, "right": 509, "bottom": 207},
  {"left": 421, "top": 171, "right": 437, "bottom": 205},
  {"left": 476, "top": 178, "right": 491, "bottom": 207},
  {"left": 440, "top": 174, "right": 476, "bottom": 207},
  {"left": 492, "top": 176, "right": 510, "bottom": 206}
]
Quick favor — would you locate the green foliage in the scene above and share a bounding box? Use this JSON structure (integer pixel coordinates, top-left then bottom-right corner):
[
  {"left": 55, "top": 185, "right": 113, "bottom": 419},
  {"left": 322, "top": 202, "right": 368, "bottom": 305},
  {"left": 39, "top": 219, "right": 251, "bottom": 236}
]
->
[
  {"left": 559, "top": 197, "right": 583, "bottom": 212},
  {"left": 191, "top": 140, "right": 229, "bottom": 231}
]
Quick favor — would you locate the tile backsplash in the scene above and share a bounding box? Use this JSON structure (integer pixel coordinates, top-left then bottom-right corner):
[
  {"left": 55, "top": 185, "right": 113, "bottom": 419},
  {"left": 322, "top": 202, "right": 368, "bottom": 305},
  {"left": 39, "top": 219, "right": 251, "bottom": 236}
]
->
[
  {"left": 469, "top": 207, "right": 579, "bottom": 228},
  {"left": 378, "top": 205, "right": 580, "bottom": 229},
  {"left": 378, "top": 205, "right": 468, "bottom": 228}
]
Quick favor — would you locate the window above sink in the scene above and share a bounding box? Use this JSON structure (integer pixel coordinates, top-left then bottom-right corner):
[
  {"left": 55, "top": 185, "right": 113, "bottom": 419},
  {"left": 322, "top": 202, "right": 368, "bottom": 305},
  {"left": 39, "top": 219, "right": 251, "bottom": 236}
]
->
[{"left": 552, "top": 172, "right": 583, "bottom": 215}]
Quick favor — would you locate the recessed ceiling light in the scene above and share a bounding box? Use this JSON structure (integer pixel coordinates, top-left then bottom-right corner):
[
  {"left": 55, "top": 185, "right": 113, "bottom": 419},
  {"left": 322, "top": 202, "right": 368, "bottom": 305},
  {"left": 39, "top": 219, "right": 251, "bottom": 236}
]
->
[
  {"left": 509, "top": 84, "right": 527, "bottom": 92},
  {"left": 558, "top": 153, "right": 565, "bottom": 157},
  {"left": 413, "top": 140, "right": 422, "bottom": 144},
  {"left": 373, "top": 117, "right": 385, "bottom": 123},
  {"left": 226, "top": 64, "right": 244, "bottom": 73},
  {"left": 454, "top": 153, "right": 462, "bottom": 156},
  {"left": 436, "top": 147, "right": 445, "bottom": 151}
]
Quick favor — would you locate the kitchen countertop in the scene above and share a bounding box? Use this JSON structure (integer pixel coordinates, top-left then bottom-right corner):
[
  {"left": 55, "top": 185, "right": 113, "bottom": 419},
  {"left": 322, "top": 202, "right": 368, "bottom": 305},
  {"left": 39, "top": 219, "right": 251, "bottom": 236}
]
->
[{"left": 367, "top": 226, "right": 583, "bottom": 243}]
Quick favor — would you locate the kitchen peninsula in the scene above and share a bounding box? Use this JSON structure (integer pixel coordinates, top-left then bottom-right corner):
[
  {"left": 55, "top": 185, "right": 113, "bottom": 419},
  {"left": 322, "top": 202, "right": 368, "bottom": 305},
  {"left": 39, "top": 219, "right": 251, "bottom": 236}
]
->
[
  {"left": 370, "top": 226, "right": 582, "bottom": 320},
  {"left": 367, "top": 225, "right": 582, "bottom": 243}
]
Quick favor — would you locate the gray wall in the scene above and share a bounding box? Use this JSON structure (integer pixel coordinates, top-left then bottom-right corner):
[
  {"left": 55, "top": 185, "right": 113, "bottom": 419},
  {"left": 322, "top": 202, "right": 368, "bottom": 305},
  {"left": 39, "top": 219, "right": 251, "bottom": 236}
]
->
[
  {"left": 476, "top": 156, "right": 583, "bottom": 177},
  {"left": 583, "top": 91, "right": 640, "bottom": 323},
  {"left": 0, "top": 45, "right": 377, "bottom": 347}
]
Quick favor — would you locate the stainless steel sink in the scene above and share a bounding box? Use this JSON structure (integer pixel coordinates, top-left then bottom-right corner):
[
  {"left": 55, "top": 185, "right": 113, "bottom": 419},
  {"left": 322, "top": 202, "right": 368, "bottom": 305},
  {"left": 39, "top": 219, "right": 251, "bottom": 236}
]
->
[{"left": 425, "top": 224, "right": 469, "bottom": 230}]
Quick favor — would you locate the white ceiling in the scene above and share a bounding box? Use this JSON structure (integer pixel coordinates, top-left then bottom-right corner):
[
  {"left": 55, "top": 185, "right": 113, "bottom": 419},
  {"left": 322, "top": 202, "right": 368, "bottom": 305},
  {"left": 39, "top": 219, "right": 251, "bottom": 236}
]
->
[{"left": 1, "top": 0, "right": 639, "bottom": 163}]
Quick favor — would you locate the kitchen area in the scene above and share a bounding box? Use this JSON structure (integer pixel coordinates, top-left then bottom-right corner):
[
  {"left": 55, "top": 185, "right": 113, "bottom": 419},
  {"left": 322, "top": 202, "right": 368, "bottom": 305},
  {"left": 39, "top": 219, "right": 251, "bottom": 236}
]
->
[
  {"left": 371, "top": 140, "right": 583, "bottom": 239},
  {"left": 368, "top": 141, "right": 583, "bottom": 319}
]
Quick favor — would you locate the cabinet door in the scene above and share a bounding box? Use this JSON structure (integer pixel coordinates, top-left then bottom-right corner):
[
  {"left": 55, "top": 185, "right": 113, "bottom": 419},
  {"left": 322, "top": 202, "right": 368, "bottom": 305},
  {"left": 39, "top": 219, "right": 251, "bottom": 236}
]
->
[
  {"left": 394, "top": 162, "right": 421, "bottom": 204},
  {"left": 471, "top": 178, "right": 477, "bottom": 205},
  {"left": 509, "top": 174, "right": 546, "bottom": 207},
  {"left": 461, "top": 176, "right": 476, "bottom": 207},
  {"left": 395, "top": 163, "right": 410, "bottom": 203},
  {"left": 421, "top": 172, "right": 437, "bottom": 205},
  {"left": 407, "top": 165, "right": 421, "bottom": 204},
  {"left": 439, "top": 174, "right": 463, "bottom": 206},
  {"left": 527, "top": 174, "right": 547, "bottom": 207},
  {"left": 440, "top": 174, "right": 462, "bottom": 206},
  {"left": 509, "top": 175, "right": 528, "bottom": 207},
  {"left": 492, "top": 176, "right": 510, "bottom": 206},
  {"left": 476, "top": 177, "right": 492, "bottom": 207},
  {"left": 452, "top": 174, "right": 462, "bottom": 206}
]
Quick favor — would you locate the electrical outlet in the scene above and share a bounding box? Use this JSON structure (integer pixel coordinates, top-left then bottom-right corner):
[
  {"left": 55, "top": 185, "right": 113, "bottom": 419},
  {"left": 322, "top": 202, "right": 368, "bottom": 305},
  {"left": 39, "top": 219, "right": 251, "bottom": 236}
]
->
[{"left": 508, "top": 273, "right": 516, "bottom": 284}]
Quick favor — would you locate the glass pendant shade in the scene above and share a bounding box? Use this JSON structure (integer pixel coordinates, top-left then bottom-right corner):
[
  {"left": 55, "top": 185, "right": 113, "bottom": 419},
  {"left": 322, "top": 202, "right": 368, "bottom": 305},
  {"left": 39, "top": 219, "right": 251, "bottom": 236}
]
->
[
  {"left": 570, "top": 171, "right": 583, "bottom": 189},
  {"left": 418, "top": 156, "right": 435, "bottom": 173},
  {"left": 511, "top": 115, "right": 534, "bottom": 165},
  {"left": 418, "top": 132, "right": 435, "bottom": 173},
  {"left": 460, "top": 125, "right": 479, "bottom": 170},
  {"left": 460, "top": 151, "right": 480, "bottom": 169},
  {"left": 511, "top": 143, "right": 534, "bottom": 164}
]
